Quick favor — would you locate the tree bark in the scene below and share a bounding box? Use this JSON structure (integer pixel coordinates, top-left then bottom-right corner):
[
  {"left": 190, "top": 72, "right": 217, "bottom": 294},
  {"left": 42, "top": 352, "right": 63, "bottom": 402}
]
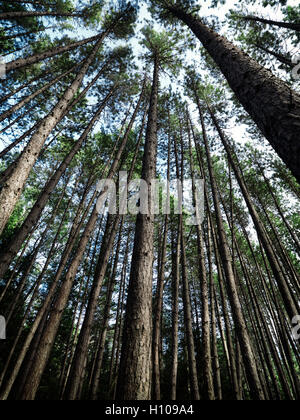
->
[
  {"left": 240, "top": 15, "right": 300, "bottom": 31},
  {"left": 64, "top": 214, "right": 120, "bottom": 400},
  {"left": 116, "top": 58, "right": 159, "bottom": 401},
  {"left": 180, "top": 226, "right": 201, "bottom": 400},
  {"left": 168, "top": 5, "right": 300, "bottom": 184},
  {"left": 0, "top": 11, "right": 84, "bottom": 20},
  {"left": 5, "top": 33, "right": 103, "bottom": 73},
  {"left": 89, "top": 221, "right": 126, "bottom": 400},
  {"left": 169, "top": 127, "right": 183, "bottom": 401}
]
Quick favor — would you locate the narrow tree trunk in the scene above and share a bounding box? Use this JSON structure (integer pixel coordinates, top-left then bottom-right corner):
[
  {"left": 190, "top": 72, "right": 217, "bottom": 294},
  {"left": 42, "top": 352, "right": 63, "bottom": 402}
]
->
[
  {"left": 254, "top": 44, "right": 293, "bottom": 67},
  {"left": 0, "top": 57, "right": 108, "bottom": 161},
  {"left": 240, "top": 15, "right": 300, "bottom": 31},
  {"left": 90, "top": 222, "right": 125, "bottom": 400},
  {"left": 5, "top": 33, "right": 103, "bottom": 73},
  {"left": 0, "top": 11, "right": 84, "bottom": 20},
  {"left": 256, "top": 162, "right": 300, "bottom": 255},
  {"left": 0, "top": 67, "right": 52, "bottom": 105},
  {"left": 0, "top": 173, "right": 95, "bottom": 400},
  {"left": 64, "top": 214, "right": 120, "bottom": 400},
  {"left": 117, "top": 58, "right": 159, "bottom": 401},
  {"left": 169, "top": 129, "right": 183, "bottom": 401},
  {"left": 180, "top": 226, "right": 201, "bottom": 400},
  {"left": 19, "top": 79, "right": 146, "bottom": 401},
  {"left": 0, "top": 25, "right": 54, "bottom": 42},
  {"left": 191, "top": 120, "right": 241, "bottom": 400}
]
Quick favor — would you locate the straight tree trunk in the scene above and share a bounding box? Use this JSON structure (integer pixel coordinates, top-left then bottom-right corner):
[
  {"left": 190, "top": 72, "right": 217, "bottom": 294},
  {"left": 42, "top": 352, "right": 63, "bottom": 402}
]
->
[
  {"left": 180, "top": 226, "right": 201, "bottom": 400},
  {"left": 64, "top": 214, "right": 120, "bottom": 400},
  {"left": 0, "top": 67, "right": 52, "bottom": 105},
  {"left": 240, "top": 15, "right": 300, "bottom": 31},
  {"left": 116, "top": 57, "right": 160, "bottom": 400},
  {"left": 167, "top": 5, "right": 300, "bottom": 183},
  {"left": 5, "top": 33, "right": 103, "bottom": 73},
  {"left": 0, "top": 173, "right": 95, "bottom": 400},
  {"left": 0, "top": 11, "right": 84, "bottom": 20},
  {"left": 0, "top": 56, "right": 108, "bottom": 161},
  {"left": 169, "top": 129, "right": 183, "bottom": 401},
  {"left": 256, "top": 162, "right": 300, "bottom": 255},
  {"left": 66, "top": 98, "right": 147, "bottom": 400},
  {"left": 0, "top": 25, "right": 54, "bottom": 42},
  {"left": 90, "top": 221, "right": 126, "bottom": 400},
  {"left": 177, "top": 122, "right": 200, "bottom": 401},
  {"left": 191, "top": 119, "right": 242, "bottom": 399},
  {"left": 0, "top": 183, "right": 73, "bottom": 389}
]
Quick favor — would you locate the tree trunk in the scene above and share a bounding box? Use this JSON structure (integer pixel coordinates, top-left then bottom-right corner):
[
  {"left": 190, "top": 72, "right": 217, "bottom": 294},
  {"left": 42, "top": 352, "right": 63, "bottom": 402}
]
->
[
  {"left": 254, "top": 44, "right": 293, "bottom": 67},
  {"left": 240, "top": 15, "right": 300, "bottom": 31},
  {"left": 19, "top": 79, "right": 146, "bottom": 401},
  {"left": 191, "top": 119, "right": 242, "bottom": 400},
  {"left": 116, "top": 57, "right": 159, "bottom": 401},
  {"left": 0, "top": 67, "right": 52, "bottom": 105},
  {"left": 0, "top": 174, "right": 95, "bottom": 400},
  {"left": 5, "top": 33, "right": 103, "bottom": 73},
  {"left": 90, "top": 221, "right": 126, "bottom": 400},
  {"left": 0, "top": 11, "right": 83, "bottom": 20},
  {"left": 64, "top": 214, "right": 120, "bottom": 400},
  {"left": 0, "top": 25, "right": 54, "bottom": 42},
  {"left": 180, "top": 226, "right": 201, "bottom": 400},
  {"left": 168, "top": 5, "right": 300, "bottom": 183}
]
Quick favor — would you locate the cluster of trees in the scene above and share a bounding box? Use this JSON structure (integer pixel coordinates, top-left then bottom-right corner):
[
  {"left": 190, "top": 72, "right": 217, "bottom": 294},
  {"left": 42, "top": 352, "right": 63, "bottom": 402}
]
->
[{"left": 0, "top": 0, "right": 299, "bottom": 400}]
